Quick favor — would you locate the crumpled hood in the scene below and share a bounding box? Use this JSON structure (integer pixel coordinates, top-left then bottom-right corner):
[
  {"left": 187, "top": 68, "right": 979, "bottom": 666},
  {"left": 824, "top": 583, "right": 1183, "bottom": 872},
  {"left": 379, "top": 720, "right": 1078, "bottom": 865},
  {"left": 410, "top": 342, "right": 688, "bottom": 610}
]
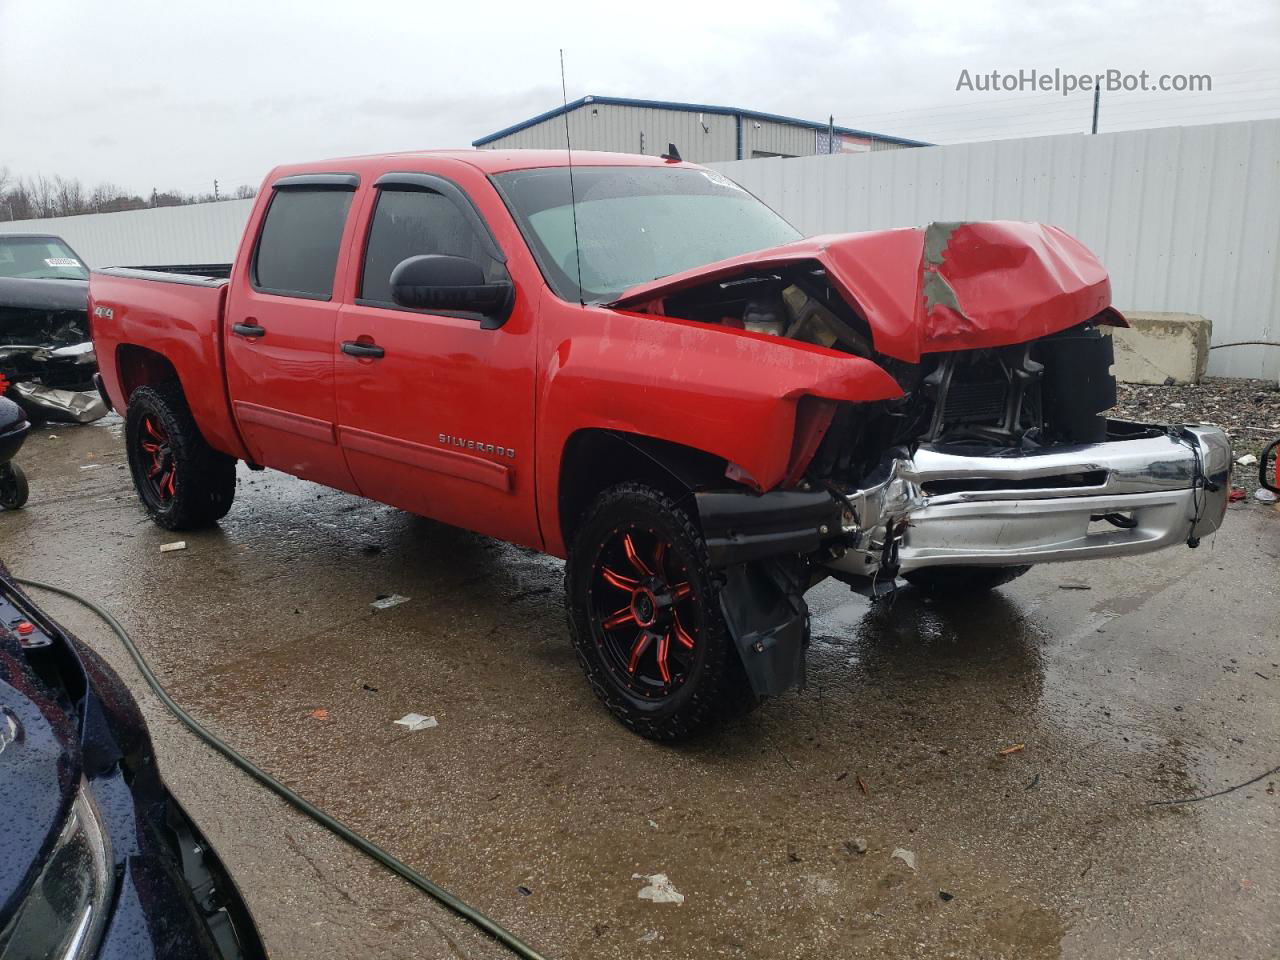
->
[{"left": 611, "top": 220, "right": 1119, "bottom": 363}]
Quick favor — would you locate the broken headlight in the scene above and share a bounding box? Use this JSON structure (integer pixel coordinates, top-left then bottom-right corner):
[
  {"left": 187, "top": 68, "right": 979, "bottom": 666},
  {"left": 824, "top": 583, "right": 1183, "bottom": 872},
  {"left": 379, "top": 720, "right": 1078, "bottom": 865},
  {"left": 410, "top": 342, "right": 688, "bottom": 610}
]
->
[{"left": 0, "top": 781, "right": 114, "bottom": 960}]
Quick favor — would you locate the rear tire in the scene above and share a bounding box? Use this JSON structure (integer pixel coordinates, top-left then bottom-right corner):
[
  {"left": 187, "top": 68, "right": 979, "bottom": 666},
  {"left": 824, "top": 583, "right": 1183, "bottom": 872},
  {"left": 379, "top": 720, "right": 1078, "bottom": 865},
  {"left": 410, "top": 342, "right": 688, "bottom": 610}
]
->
[
  {"left": 565, "top": 482, "right": 757, "bottom": 741},
  {"left": 125, "top": 382, "right": 236, "bottom": 531},
  {"left": 903, "top": 565, "right": 1031, "bottom": 596},
  {"left": 0, "top": 463, "right": 29, "bottom": 509}
]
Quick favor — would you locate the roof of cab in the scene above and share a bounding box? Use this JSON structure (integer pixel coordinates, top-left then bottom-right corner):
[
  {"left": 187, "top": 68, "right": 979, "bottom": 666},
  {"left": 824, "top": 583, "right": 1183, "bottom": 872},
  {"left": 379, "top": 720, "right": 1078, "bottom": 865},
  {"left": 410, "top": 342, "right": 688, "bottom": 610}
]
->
[{"left": 263, "top": 149, "right": 687, "bottom": 185}]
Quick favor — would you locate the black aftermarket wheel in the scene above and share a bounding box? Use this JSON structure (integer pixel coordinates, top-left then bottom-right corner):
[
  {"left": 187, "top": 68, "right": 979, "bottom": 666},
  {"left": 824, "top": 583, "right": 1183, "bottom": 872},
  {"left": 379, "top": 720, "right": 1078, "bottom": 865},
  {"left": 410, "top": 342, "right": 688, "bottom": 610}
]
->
[
  {"left": 125, "top": 383, "right": 236, "bottom": 530},
  {"left": 566, "top": 482, "right": 756, "bottom": 740},
  {"left": 0, "top": 463, "right": 29, "bottom": 509}
]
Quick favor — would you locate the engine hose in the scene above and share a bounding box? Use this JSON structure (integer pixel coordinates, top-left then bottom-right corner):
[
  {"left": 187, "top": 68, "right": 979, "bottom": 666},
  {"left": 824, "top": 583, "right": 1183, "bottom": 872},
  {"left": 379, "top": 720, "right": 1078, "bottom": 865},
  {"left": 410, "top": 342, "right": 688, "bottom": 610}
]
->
[{"left": 15, "top": 576, "right": 550, "bottom": 960}]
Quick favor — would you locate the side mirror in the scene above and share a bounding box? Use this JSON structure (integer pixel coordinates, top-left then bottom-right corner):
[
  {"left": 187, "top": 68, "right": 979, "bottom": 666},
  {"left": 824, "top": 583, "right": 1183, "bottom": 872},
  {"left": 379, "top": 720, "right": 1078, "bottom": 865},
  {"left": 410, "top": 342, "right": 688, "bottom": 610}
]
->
[{"left": 390, "top": 254, "right": 513, "bottom": 328}]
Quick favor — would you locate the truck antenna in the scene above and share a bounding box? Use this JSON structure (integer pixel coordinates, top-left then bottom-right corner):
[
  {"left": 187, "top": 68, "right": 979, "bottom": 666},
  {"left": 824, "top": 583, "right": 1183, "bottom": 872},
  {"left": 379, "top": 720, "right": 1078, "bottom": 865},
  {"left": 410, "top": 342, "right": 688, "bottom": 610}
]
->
[{"left": 559, "top": 49, "right": 585, "bottom": 306}]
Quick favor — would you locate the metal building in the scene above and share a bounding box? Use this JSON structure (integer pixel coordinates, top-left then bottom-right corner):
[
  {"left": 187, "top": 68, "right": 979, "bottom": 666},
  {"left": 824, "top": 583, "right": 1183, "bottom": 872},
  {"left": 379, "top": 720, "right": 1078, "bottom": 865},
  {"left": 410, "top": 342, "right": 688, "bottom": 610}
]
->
[{"left": 472, "top": 95, "right": 927, "bottom": 162}]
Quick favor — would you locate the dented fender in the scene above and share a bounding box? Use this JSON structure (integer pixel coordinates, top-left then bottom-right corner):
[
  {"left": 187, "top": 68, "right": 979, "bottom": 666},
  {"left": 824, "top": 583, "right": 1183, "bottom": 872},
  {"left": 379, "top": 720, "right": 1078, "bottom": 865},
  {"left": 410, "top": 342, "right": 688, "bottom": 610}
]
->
[{"left": 534, "top": 293, "right": 902, "bottom": 556}]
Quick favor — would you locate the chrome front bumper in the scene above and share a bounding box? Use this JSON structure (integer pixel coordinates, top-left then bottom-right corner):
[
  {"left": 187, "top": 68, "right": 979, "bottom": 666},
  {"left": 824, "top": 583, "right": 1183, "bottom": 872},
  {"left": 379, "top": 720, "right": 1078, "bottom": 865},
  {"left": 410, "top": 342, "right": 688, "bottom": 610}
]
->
[{"left": 825, "top": 423, "right": 1232, "bottom": 577}]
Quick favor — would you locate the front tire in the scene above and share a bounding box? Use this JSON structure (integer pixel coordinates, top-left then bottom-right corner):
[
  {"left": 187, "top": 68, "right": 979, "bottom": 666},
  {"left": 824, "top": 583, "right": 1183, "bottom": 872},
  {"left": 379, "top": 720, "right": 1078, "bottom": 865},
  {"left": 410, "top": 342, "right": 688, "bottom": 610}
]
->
[
  {"left": 0, "top": 463, "right": 29, "bottom": 509},
  {"left": 125, "top": 382, "right": 236, "bottom": 530},
  {"left": 902, "top": 565, "right": 1031, "bottom": 596},
  {"left": 566, "top": 482, "right": 755, "bottom": 741}
]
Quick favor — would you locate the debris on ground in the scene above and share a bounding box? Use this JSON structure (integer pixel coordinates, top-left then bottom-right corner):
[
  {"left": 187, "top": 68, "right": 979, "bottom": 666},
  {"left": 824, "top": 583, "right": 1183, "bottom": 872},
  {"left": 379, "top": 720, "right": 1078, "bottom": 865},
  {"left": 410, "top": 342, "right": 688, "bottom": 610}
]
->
[
  {"left": 393, "top": 713, "right": 437, "bottom": 731},
  {"left": 846, "top": 838, "right": 868, "bottom": 855},
  {"left": 159, "top": 540, "right": 187, "bottom": 553},
  {"left": 1237, "top": 453, "right": 1259, "bottom": 466},
  {"left": 939, "top": 890, "right": 955, "bottom": 902},
  {"left": 1229, "top": 488, "right": 1248, "bottom": 502},
  {"left": 1113, "top": 377, "right": 1280, "bottom": 499},
  {"left": 516, "top": 885, "right": 532, "bottom": 897},
  {"left": 891, "top": 848, "right": 917, "bottom": 870},
  {"left": 638, "top": 930, "right": 661, "bottom": 943},
  {"left": 633, "top": 873, "right": 685, "bottom": 904},
  {"left": 1257, "top": 489, "right": 1278, "bottom": 503},
  {"left": 1058, "top": 582, "right": 1091, "bottom": 590},
  {"left": 309, "top": 708, "right": 329, "bottom": 720},
  {"left": 998, "top": 743, "right": 1026, "bottom": 756},
  {"left": 370, "top": 593, "right": 410, "bottom": 611},
  {"left": 857, "top": 775, "right": 870, "bottom": 796}
]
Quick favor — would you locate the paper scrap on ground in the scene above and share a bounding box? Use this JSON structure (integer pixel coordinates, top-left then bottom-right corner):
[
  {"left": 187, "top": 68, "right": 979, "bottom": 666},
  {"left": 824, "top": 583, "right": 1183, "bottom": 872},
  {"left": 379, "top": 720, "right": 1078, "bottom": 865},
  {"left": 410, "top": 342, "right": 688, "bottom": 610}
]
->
[
  {"left": 371, "top": 594, "right": 410, "bottom": 611},
  {"left": 634, "top": 873, "right": 684, "bottom": 904},
  {"left": 394, "top": 713, "right": 437, "bottom": 731},
  {"left": 891, "top": 848, "right": 917, "bottom": 870},
  {"left": 160, "top": 541, "right": 187, "bottom": 553}
]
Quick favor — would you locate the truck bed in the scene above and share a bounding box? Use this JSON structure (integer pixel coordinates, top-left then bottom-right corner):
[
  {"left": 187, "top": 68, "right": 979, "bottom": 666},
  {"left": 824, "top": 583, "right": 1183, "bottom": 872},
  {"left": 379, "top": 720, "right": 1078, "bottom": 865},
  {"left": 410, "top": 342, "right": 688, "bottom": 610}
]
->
[{"left": 89, "top": 268, "right": 248, "bottom": 460}]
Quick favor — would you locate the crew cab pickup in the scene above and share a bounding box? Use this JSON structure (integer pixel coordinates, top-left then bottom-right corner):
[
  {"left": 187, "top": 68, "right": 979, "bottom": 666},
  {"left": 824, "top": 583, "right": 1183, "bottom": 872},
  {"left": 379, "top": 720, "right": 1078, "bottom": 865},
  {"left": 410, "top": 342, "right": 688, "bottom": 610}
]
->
[{"left": 88, "top": 150, "right": 1231, "bottom": 739}]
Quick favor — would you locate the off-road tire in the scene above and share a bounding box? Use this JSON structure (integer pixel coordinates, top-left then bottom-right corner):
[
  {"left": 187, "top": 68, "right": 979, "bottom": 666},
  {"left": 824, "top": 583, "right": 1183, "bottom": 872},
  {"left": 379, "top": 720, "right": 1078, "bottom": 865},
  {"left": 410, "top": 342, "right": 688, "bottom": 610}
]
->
[
  {"left": 566, "top": 482, "right": 758, "bottom": 740},
  {"left": 902, "top": 565, "right": 1031, "bottom": 596},
  {"left": 0, "top": 462, "right": 29, "bottom": 509},
  {"left": 125, "top": 382, "right": 236, "bottom": 530}
]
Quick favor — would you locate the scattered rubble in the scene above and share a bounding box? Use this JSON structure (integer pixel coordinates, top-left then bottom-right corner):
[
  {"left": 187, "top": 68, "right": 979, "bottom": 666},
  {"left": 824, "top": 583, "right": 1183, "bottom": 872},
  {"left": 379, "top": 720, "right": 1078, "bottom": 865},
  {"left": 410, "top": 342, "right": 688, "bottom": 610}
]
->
[
  {"left": 999, "top": 743, "right": 1026, "bottom": 756},
  {"left": 633, "top": 873, "right": 684, "bottom": 904},
  {"left": 393, "top": 713, "right": 437, "bottom": 731},
  {"left": 370, "top": 593, "right": 410, "bottom": 611},
  {"left": 159, "top": 540, "right": 187, "bottom": 553},
  {"left": 891, "top": 848, "right": 917, "bottom": 870}
]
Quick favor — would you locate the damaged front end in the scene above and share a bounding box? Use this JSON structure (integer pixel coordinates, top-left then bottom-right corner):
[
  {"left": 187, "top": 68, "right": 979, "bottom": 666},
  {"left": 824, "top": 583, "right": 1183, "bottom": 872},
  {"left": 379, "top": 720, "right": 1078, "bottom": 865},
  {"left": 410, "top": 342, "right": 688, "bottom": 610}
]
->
[
  {"left": 0, "top": 277, "right": 107, "bottom": 424},
  {"left": 616, "top": 221, "right": 1231, "bottom": 700}
]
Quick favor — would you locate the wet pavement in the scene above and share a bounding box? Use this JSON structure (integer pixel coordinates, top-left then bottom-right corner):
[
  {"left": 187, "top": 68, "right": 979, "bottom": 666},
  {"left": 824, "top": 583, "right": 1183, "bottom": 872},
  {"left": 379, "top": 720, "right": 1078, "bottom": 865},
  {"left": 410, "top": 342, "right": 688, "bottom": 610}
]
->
[{"left": 2, "top": 416, "right": 1278, "bottom": 960}]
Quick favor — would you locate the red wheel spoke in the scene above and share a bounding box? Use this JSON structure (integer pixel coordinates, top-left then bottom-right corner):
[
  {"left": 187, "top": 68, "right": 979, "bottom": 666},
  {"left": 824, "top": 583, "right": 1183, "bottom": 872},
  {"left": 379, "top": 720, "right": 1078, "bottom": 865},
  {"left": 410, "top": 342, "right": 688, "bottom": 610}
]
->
[
  {"left": 600, "top": 567, "right": 638, "bottom": 591},
  {"left": 656, "top": 631, "right": 671, "bottom": 684},
  {"left": 603, "top": 607, "right": 636, "bottom": 630},
  {"left": 164, "top": 468, "right": 176, "bottom": 497},
  {"left": 653, "top": 540, "right": 667, "bottom": 575},
  {"left": 627, "top": 631, "right": 652, "bottom": 674},
  {"left": 144, "top": 419, "right": 164, "bottom": 441},
  {"left": 672, "top": 582, "right": 692, "bottom": 600},
  {"left": 623, "top": 534, "right": 651, "bottom": 576},
  {"left": 147, "top": 462, "right": 163, "bottom": 479},
  {"left": 673, "top": 610, "right": 695, "bottom": 650},
  {"left": 140, "top": 440, "right": 160, "bottom": 453}
]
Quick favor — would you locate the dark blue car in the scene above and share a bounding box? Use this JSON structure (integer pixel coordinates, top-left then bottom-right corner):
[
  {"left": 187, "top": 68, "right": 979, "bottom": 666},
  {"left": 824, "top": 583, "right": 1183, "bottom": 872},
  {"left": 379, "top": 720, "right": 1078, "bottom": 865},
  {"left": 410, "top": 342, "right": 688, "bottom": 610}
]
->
[{"left": 0, "top": 564, "right": 265, "bottom": 959}]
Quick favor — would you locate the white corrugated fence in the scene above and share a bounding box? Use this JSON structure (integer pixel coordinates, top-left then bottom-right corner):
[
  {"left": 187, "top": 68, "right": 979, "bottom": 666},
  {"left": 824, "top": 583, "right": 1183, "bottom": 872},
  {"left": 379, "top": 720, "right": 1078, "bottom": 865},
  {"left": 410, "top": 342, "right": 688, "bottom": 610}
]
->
[{"left": 3, "top": 119, "right": 1277, "bottom": 377}]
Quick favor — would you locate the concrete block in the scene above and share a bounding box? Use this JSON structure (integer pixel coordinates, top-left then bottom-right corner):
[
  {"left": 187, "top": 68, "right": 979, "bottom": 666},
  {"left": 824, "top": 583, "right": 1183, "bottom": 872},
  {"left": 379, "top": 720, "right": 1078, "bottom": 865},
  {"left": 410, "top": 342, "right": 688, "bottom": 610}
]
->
[{"left": 1103, "top": 312, "right": 1212, "bottom": 385}]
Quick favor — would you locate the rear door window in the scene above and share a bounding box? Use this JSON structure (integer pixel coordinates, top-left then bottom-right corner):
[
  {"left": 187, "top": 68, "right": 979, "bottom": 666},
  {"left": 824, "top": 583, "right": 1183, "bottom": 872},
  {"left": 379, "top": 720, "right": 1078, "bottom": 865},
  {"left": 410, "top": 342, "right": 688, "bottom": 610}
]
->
[
  {"left": 359, "top": 188, "right": 502, "bottom": 305},
  {"left": 253, "top": 188, "right": 354, "bottom": 299}
]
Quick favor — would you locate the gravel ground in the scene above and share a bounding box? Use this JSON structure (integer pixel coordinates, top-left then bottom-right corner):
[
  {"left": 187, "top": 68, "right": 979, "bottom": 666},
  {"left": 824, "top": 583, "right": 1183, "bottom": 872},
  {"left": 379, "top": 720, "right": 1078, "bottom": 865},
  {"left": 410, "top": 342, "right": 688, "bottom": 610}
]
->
[{"left": 1113, "top": 377, "right": 1280, "bottom": 499}]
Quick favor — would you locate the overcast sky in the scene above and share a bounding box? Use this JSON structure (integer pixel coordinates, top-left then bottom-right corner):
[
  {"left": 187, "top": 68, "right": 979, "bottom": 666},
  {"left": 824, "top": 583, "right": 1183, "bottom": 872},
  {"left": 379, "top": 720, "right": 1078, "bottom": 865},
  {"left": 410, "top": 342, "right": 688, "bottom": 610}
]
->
[{"left": 2, "top": 0, "right": 1278, "bottom": 196}]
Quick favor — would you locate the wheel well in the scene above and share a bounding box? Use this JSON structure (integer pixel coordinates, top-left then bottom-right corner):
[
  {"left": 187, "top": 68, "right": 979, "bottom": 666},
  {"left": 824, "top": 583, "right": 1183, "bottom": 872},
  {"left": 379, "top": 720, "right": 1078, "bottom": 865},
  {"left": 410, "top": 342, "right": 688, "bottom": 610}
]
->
[
  {"left": 116, "top": 345, "right": 179, "bottom": 402},
  {"left": 558, "top": 430, "right": 728, "bottom": 550}
]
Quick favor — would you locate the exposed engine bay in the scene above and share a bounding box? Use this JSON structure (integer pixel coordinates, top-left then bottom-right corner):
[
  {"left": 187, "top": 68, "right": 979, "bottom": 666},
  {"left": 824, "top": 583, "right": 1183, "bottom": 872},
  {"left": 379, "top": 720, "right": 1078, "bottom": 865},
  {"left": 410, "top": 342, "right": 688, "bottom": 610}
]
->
[
  {"left": 633, "top": 260, "right": 1124, "bottom": 486},
  {"left": 0, "top": 276, "right": 107, "bottom": 424}
]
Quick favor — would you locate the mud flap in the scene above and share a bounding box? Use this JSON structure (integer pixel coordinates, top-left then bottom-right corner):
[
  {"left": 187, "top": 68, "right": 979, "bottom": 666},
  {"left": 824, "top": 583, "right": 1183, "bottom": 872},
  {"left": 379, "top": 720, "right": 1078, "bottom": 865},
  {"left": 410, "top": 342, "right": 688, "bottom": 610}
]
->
[{"left": 718, "top": 557, "right": 809, "bottom": 697}]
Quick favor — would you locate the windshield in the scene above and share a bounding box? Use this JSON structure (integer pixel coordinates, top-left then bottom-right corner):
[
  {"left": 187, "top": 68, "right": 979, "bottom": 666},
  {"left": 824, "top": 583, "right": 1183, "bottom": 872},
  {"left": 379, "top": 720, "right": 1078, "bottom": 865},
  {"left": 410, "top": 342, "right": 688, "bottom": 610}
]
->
[
  {"left": 0, "top": 237, "right": 89, "bottom": 281},
  {"left": 492, "top": 166, "right": 801, "bottom": 303}
]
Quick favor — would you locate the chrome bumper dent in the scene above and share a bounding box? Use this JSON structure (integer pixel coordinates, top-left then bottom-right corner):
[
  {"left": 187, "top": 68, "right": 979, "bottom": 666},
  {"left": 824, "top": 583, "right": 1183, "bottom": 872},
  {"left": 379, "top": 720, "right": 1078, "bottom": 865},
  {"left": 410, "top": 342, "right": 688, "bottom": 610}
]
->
[{"left": 825, "top": 423, "right": 1231, "bottom": 576}]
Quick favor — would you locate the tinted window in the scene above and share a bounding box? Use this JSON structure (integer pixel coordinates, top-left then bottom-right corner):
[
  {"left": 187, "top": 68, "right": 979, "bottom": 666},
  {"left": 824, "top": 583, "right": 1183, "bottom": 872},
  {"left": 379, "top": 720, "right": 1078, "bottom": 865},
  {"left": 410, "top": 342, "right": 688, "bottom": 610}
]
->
[
  {"left": 253, "top": 188, "right": 353, "bottom": 298},
  {"left": 360, "top": 188, "right": 501, "bottom": 304}
]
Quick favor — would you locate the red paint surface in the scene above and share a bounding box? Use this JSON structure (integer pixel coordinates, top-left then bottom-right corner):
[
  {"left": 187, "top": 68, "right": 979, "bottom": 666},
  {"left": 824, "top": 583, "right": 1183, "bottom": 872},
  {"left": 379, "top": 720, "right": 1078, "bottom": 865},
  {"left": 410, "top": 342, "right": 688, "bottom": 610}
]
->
[
  {"left": 90, "top": 151, "right": 1122, "bottom": 559},
  {"left": 614, "top": 221, "right": 1117, "bottom": 363}
]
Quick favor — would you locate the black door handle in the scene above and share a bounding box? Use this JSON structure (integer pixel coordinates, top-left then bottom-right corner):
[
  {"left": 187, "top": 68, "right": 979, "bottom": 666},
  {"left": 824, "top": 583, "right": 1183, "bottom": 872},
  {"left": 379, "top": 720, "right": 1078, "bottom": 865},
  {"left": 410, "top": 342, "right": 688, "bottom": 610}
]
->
[
  {"left": 232, "top": 322, "right": 266, "bottom": 338},
  {"left": 341, "top": 340, "right": 385, "bottom": 359}
]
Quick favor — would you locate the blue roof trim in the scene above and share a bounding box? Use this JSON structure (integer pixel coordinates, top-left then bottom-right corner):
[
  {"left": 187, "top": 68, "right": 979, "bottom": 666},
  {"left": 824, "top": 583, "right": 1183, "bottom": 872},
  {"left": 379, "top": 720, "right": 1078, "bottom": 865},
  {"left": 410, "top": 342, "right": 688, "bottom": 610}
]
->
[{"left": 472, "top": 95, "right": 931, "bottom": 148}]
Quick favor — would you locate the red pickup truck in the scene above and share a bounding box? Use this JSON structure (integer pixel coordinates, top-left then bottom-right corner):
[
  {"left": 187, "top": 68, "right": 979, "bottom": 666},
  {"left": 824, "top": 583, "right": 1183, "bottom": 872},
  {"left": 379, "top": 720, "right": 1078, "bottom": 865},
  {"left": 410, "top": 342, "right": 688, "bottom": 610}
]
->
[{"left": 88, "top": 150, "right": 1230, "bottom": 740}]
